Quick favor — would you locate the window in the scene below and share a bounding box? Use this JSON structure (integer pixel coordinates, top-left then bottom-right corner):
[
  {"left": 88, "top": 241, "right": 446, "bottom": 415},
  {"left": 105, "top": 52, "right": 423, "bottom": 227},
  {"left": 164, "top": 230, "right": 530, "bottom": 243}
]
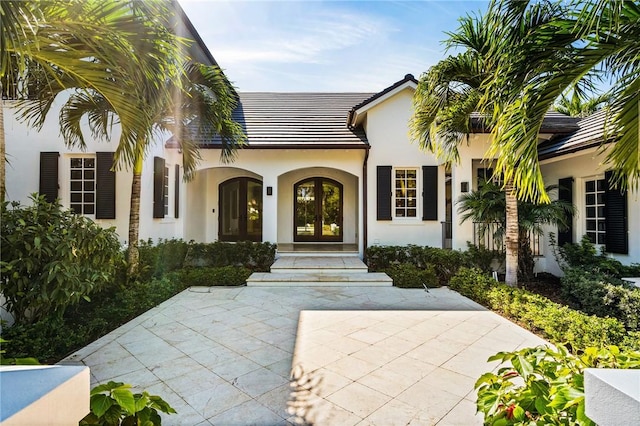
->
[
  {"left": 70, "top": 157, "right": 95, "bottom": 215},
  {"left": 585, "top": 177, "right": 606, "bottom": 245},
  {"left": 394, "top": 168, "right": 417, "bottom": 218}
]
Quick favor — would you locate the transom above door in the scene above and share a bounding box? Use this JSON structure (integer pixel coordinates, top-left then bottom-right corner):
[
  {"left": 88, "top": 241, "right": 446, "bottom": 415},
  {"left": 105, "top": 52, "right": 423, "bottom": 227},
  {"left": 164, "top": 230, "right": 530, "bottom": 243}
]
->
[
  {"left": 294, "top": 177, "right": 343, "bottom": 242},
  {"left": 219, "top": 177, "right": 262, "bottom": 242}
]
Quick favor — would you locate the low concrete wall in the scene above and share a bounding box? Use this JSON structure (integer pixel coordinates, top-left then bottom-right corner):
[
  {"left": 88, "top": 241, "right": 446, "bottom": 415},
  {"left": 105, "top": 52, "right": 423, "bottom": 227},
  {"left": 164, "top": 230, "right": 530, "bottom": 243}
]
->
[{"left": 585, "top": 368, "right": 640, "bottom": 426}]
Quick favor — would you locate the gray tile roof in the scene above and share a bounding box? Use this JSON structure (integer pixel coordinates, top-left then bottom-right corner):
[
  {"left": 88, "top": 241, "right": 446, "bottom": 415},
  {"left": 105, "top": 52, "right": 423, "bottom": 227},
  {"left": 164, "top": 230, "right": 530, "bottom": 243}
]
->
[
  {"left": 470, "top": 111, "right": 580, "bottom": 134},
  {"left": 195, "top": 92, "right": 374, "bottom": 149},
  {"left": 538, "top": 110, "right": 610, "bottom": 160}
]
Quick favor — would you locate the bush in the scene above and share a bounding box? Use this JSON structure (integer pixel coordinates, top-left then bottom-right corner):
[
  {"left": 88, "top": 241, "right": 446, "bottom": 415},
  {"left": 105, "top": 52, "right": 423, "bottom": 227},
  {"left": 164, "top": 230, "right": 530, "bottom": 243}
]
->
[
  {"left": 169, "top": 266, "right": 251, "bottom": 287},
  {"left": 449, "top": 268, "right": 637, "bottom": 351},
  {"left": 184, "top": 241, "right": 276, "bottom": 271},
  {"left": 556, "top": 235, "right": 640, "bottom": 278},
  {"left": 366, "top": 245, "right": 471, "bottom": 286},
  {"left": 561, "top": 267, "right": 640, "bottom": 331},
  {"left": 385, "top": 263, "right": 439, "bottom": 288},
  {"left": 80, "top": 381, "right": 175, "bottom": 425},
  {"left": 476, "top": 345, "right": 640, "bottom": 425},
  {"left": 137, "top": 238, "right": 191, "bottom": 281},
  {"left": 0, "top": 196, "right": 122, "bottom": 324}
]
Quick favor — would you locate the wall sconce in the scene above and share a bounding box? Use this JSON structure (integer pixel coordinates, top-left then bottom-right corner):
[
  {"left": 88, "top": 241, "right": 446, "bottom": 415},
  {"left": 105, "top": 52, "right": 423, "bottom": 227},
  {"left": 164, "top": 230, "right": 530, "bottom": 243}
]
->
[
  {"left": 266, "top": 186, "right": 273, "bottom": 196},
  {"left": 461, "top": 182, "right": 469, "bottom": 193}
]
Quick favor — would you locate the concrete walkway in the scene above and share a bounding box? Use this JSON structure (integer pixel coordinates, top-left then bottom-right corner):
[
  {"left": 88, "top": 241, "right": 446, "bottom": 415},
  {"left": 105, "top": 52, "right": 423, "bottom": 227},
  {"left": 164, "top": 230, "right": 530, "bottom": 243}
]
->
[{"left": 63, "top": 286, "right": 547, "bottom": 425}]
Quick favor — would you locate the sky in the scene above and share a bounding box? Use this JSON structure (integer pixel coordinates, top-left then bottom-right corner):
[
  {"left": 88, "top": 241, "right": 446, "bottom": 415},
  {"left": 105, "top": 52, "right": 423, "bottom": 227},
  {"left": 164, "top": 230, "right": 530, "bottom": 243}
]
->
[{"left": 179, "top": 0, "right": 490, "bottom": 93}]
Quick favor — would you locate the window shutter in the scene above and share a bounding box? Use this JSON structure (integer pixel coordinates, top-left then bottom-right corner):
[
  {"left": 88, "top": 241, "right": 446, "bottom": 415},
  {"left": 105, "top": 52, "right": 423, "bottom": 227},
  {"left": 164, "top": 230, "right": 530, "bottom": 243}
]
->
[
  {"left": 557, "top": 177, "right": 573, "bottom": 245},
  {"left": 153, "top": 157, "right": 165, "bottom": 218},
  {"left": 376, "top": 166, "right": 392, "bottom": 220},
  {"left": 174, "top": 164, "right": 180, "bottom": 219},
  {"left": 604, "top": 171, "right": 628, "bottom": 254},
  {"left": 95, "top": 152, "right": 116, "bottom": 219},
  {"left": 39, "top": 152, "right": 59, "bottom": 203},
  {"left": 422, "top": 166, "right": 438, "bottom": 221}
]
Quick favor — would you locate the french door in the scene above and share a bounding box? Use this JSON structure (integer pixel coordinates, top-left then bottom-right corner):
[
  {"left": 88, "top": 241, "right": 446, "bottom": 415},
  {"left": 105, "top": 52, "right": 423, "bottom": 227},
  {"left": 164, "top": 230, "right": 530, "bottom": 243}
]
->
[
  {"left": 219, "top": 177, "right": 262, "bottom": 242},
  {"left": 294, "top": 177, "right": 343, "bottom": 242}
]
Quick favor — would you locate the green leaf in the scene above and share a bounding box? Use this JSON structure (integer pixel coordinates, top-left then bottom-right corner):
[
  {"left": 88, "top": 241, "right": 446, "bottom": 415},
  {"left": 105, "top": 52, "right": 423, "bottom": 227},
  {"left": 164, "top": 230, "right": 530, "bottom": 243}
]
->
[
  {"left": 493, "top": 418, "right": 508, "bottom": 426},
  {"left": 513, "top": 405, "right": 525, "bottom": 421},
  {"left": 90, "top": 381, "right": 124, "bottom": 395},
  {"left": 512, "top": 354, "right": 534, "bottom": 380},
  {"left": 534, "top": 397, "right": 549, "bottom": 415},
  {"left": 90, "top": 394, "right": 114, "bottom": 418},
  {"left": 112, "top": 388, "right": 136, "bottom": 415}
]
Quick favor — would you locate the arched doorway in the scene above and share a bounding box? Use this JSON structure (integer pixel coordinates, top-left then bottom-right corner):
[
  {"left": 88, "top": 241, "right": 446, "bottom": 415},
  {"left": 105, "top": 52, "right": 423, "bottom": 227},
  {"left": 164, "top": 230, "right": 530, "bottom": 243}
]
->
[
  {"left": 219, "top": 177, "right": 262, "bottom": 241},
  {"left": 294, "top": 177, "right": 343, "bottom": 242}
]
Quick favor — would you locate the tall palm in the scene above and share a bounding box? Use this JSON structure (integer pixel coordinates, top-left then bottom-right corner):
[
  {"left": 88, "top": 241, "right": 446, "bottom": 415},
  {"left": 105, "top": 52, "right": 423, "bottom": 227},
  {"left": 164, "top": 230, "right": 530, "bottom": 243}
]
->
[
  {"left": 555, "top": 90, "right": 610, "bottom": 118},
  {"left": 484, "top": 0, "right": 639, "bottom": 192},
  {"left": 55, "top": 62, "right": 245, "bottom": 276},
  {"left": 411, "top": 1, "right": 568, "bottom": 286},
  {"left": 458, "top": 180, "right": 575, "bottom": 280},
  {"left": 1, "top": 0, "right": 180, "bottom": 201}
]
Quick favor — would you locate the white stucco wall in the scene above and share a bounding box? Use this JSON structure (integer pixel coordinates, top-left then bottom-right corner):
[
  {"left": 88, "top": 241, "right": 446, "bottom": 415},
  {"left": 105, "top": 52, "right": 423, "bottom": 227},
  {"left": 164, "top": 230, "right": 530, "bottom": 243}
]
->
[
  {"left": 540, "top": 148, "right": 640, "bottom": 275},
  {"left": 364, "top": 88, "right": 446, "bottom": 248},
  {"left": 3, "top": 101, "right": 187, "bottom": 244},
  {"left": 185, "top": 149, "right": 364, "bottom": 249}
]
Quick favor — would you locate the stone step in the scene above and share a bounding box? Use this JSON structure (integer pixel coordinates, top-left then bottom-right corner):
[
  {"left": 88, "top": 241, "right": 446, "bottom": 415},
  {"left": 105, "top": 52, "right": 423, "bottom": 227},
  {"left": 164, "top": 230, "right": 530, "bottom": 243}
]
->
[
  {"left": 270, "top": 256, "right": 368, "bottom": 274},
  {"left": 246, "top": 272, "right": 392, "bottom": 287}
]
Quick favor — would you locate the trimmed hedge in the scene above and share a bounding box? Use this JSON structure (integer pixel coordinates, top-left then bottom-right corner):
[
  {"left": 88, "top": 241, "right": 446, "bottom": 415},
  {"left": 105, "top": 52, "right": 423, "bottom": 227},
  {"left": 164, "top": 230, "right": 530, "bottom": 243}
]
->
[
  {"left": 168, "top": 266, "right": 251, "bottom": 287},
  {"left": 184, "top": 241, "right": 276, "bottom": 271},
  {"left": 561, "top": 267, "right": 640, "bottom": 331},
  {"left": 449, "top": 267, "right": 640, "bottom": 351},
  {"left": 384, "top": 263, "right": 439, "bottom": 288},
  {"left": 367, "top": 244, "right": 501, "bottom": 287}
]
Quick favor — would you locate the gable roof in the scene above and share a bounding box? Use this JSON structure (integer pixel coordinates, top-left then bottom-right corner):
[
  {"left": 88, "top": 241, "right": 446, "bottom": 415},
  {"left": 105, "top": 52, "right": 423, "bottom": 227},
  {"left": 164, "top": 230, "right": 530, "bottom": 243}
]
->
[
  {"left": 175, "top": 92, "right": 374, "bottom": 149},
  {"left": 347, "top": 74, "right": 418, "bottom": 127},
  {"left": 538, "top": 110, "right": 610, "bottom": 160}
]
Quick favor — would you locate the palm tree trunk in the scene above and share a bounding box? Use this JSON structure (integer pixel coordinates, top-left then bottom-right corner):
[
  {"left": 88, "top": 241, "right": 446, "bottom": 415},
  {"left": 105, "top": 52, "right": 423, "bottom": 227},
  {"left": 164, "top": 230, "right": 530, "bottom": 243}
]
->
[
  {"left": 504, "top": 179, "right": 519, "bottom": 287},
  {"left": 0, "top": 100, "right": 6, "bottom": 203},
  {"left": 127, "top": 150, "right": 144, "bottom": 278}
]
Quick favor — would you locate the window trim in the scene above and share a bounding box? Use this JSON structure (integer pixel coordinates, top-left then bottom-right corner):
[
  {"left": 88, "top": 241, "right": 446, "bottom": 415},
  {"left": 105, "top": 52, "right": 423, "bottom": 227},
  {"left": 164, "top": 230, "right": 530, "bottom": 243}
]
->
[
  {"left": 66, "top": 154, "right": 97, "bottom": 218},
  {"left": 393, "top": 167, "right": 420, "bottom": 220},
  {"left": 582, "top": 175, "right": 606, "bottom": 247}
]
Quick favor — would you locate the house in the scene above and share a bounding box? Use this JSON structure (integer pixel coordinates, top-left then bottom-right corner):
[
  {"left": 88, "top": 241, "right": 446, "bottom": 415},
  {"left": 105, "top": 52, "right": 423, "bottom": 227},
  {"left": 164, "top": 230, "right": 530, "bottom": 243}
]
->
[{"left": 3, "top": 5, "right": 638, "bottom": 276}]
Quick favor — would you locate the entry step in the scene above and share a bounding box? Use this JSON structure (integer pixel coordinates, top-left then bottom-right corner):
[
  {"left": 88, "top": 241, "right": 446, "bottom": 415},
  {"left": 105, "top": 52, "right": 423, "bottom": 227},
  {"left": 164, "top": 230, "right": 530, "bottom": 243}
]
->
[
  {"left": 270, "top": 256, "right": 368, "bottom": 274},
  {"left": 246, "top": 272, "right": 392, "bottom": 287}
]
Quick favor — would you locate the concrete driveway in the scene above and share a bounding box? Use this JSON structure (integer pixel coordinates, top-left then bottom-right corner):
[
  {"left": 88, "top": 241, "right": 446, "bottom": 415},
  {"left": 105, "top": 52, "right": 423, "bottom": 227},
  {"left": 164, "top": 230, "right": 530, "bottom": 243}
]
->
[{"left": 64, "top": 286, "right": 547, "bottom": 425}]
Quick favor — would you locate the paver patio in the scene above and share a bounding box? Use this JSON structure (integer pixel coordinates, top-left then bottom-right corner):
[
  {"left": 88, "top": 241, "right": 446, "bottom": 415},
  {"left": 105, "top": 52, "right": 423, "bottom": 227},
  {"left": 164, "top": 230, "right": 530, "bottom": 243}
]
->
[{"left": 63, "top": 286, "right": 548, "bottom": 425}]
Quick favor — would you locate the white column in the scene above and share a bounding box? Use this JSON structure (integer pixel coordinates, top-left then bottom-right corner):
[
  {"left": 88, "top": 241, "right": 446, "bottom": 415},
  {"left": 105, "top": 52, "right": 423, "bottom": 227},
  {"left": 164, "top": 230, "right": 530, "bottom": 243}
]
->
[{"left": 262, "top": 172, "right": 278, "bottom": 244}]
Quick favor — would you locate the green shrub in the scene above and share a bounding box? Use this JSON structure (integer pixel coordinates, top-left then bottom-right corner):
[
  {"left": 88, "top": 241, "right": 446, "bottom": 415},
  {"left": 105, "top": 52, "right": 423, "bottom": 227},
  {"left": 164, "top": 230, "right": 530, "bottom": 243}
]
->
[
  {"left": 476, "top": 345, "right": 640, "bottom": 425},
  {"left": 555, "top": 234, "right": 640, "bottom": 278},
  {"left": 184, "top": 241, "right": 276, "bottom": 271},
  {"left": 385, "top": 263, "right": 439, "bottom": 288},
  {"left": 136, "top": 238, "right": 191, "bottom": 281},
  {"left": 449, "top": 268, "right": 636, "bottom": 351},
  {"left": 169, "top": 266, "right": 251, "bottom": 287},
  {"left": 561, "top": 267, "right": 640, "bottom": 331},
  {"left": 80, "top": 381, "right": 175, "bottom": 425},
  {"left": 366, "top": 244, "right": 470, "bottom": 286},
  {"left": 465, "top": 243, "right": 504, "bottom": 274},
  {"left": 0, "top": 196, "right": 122, "bottom": 324}
]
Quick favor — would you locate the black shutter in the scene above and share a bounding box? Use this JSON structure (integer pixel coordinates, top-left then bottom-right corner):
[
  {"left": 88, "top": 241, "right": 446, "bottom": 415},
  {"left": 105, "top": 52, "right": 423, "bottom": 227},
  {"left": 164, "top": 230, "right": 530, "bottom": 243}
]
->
[
  {"left": 174, "top": 164, "right": 180, "bottom": 219},
  {"left": 39, "top": 152, "right": 59, "bottom": 203},
  {"left": 376, "top": 166, "right": 392, "bottom": 220},
  {"left": 604, "top": 171, "right": 628, "bottom": 254},
  {"left": 95, "top": 152, "right": 116, "bottom": 219},
  {"left": 422, "top": 166, "right": 438, "bottom": 221},
  {"left": 153, "top": 157, "right": 165, "bottom": 218},
  {"left": 557, "top": 177, "right": 573, "bottom": 245}
]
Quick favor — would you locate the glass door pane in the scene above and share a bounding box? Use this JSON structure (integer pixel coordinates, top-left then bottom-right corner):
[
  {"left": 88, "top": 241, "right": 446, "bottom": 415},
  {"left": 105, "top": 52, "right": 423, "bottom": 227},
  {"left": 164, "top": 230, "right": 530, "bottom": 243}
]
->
[
  {"left": 295, "top": 181, "right": 316, "bottom": 238},
  {"left": 246, "top": 180, "right": 263, "bottom": 240},
  {"left": 220, "top": 179, "right": 240, "bottom": 240},
  {"left": 322, "top": 181, "right": 341, "bottom": 238}
]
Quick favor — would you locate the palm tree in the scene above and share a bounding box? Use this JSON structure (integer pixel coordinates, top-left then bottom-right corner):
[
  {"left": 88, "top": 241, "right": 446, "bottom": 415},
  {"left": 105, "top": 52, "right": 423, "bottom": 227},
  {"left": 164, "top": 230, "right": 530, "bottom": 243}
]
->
[
  {"left": 1, "top": 1, "right": 181, "bottom": 201},
  {"left": 458, "top": 180, "right": 575, "bottom": 281},
  {"left": 483, "top": 0, "right": 639, "bottom": 192},
  {"left": 55, "top": 62, "right": 245, "bottom": 276},
  {"left": 555, "top": 90, "right": 610, "bottom": 118},
  {"left": 411, "top": 1, "right": 569, "bottom": 286}
]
